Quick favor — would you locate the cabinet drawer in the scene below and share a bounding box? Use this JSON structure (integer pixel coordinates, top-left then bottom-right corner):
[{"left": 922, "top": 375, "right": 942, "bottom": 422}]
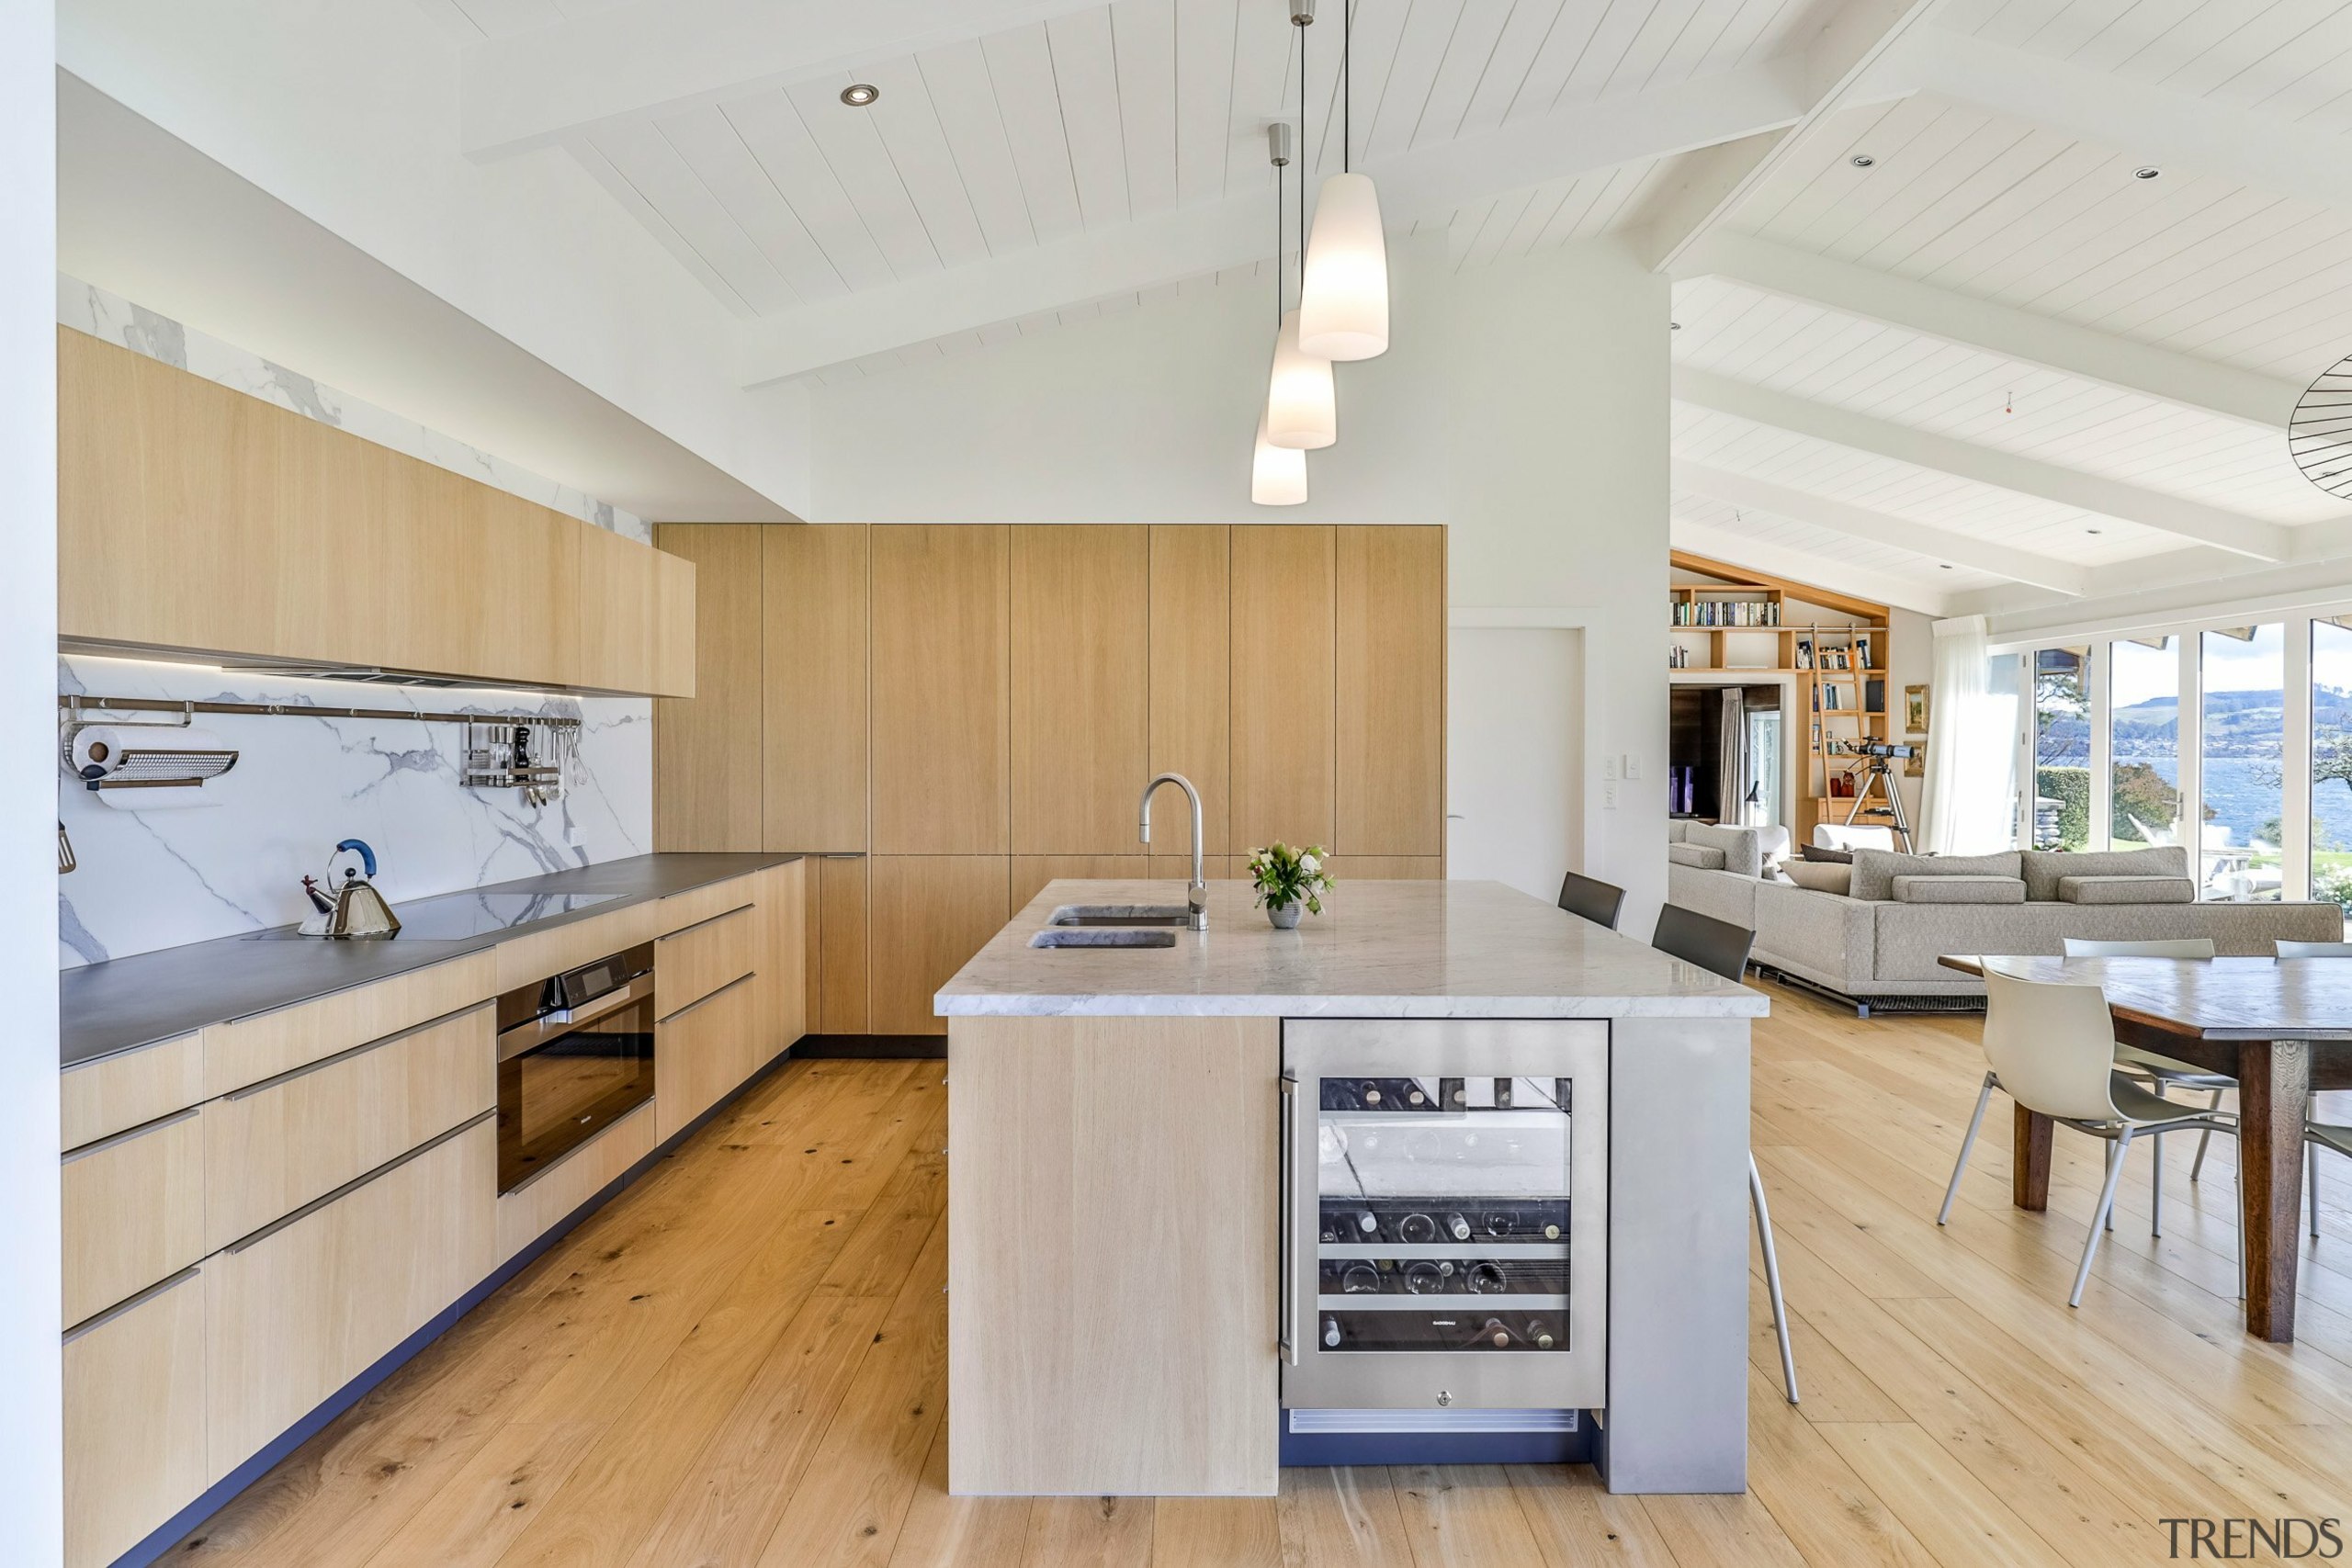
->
[
  {"left": 63, "top": 1108, "right": 205, "bottom": 1328},
  {"left": 62, "top": 1032, "right": 204, "bottom": 1151},
  {"left": 65, "top": 1268, "right": 208, "bottom": 1568},
  {"left": 656, "top": 973, "right": 760, "bottom": 1141},
  {"left": 207, "top": 1116, "right": 495, "bottom": 1470},
  {"left": 655, "top": 901, "right": 757, "bottom": 1016},
  {"left": 206, "top": 1003, "right": 495, "bottom": 1252},
  {"left": 204, "top": 952, "right": 494, "bottom": 1098},
  {"left": 653, "top": 873, "right": 760, "bottom": 936},
  {"left": 494, "top": 901, "right": 658, "bottom": 994}
]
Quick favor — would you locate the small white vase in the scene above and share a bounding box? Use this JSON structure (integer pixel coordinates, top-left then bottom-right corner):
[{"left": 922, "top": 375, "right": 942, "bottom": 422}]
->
[{"left": 1268, "top": 901, "right": 1303, "bottom": 930}]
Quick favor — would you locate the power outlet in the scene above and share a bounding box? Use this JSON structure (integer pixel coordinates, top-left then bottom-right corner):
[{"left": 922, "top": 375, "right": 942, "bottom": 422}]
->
[
  {"left": 1602, "top": 781, "right": 1620, "bottom": 809},
  {"left": 1602, "top": 756, "right": 1620, "bottom": 782}
]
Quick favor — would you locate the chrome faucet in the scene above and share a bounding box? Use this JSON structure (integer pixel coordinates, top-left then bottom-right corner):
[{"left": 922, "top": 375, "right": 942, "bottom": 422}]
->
[{"left": 1138, "top": 772, "right": 1209, "bottom": 930}]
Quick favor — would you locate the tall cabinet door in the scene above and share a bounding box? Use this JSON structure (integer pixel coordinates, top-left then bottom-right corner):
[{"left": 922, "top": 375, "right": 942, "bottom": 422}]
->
[
  {"left": 1231, "top": 525, "right": 1336, "bottom": 851},
  {"left": 1012, "top": 525, "right": 1149, "bottom": 853},
  {"left": 872, "top": 525, "right": 1009, "bottom": 854},
  {"left": 763, "top": 525, "right": 870, "bottom": 852},
  {"left": 1337, "top": 525, "right": 1446, "bottom": 857},
  {"left": 1148, "top": 526, "right": 1231, "bottom": 860},
  {"left": 868, "top": 856, "right": 1011, "bottom": 1036},
  {"left": 655, "top": 525, "right": 764, "bottom": 852}
]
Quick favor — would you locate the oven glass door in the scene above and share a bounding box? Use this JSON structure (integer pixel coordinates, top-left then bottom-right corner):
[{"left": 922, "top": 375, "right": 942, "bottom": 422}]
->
[{"left": 498, "top": 993, "right": 656, "bottom": 1193}]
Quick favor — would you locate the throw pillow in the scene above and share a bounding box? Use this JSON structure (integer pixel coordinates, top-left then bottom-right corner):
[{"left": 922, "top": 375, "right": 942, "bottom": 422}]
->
[
  {"left": 1891, "top": 874, "right": 2025, "bottom": 905},
  {"left": 1783, "top": 859, "right": 1851, "bottom": 896},
  {"left": 1800, "top": 843, "right": 1854, "bottom": 864},
  {"left": 1667, "top": 842, "right": 1727, "bottom": 871},
  {"left": 2020, "top": 845, "right": 2192, "bottom": 901}
]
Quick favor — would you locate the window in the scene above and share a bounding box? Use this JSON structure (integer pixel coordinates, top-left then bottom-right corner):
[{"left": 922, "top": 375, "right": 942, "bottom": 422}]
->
[
  {"left": 2314, "top": 617, "right": 2352, "bottom": 917},
  {"left": 2109, "top": 637, "right": 2180, "bottom": 848},
  {"left": 2200, "top": 625, "right": 2283, "bottom": 901},
  {"left": 2032, "top": 646, "right": 2089, "bottom": 850}
]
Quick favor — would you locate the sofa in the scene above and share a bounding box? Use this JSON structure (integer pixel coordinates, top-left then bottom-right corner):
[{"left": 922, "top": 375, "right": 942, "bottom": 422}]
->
[{"left": 1666, "top": 833, "right": 2346, "bottom": 1013}]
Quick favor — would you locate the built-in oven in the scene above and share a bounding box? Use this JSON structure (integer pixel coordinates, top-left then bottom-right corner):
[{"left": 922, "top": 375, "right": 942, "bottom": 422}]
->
[
  {"left": 495, "top": 942, "right": 656, "bottom": 1194},
  {"left": 1282, "top": 1020, "right": 1608, "bottom": 1414}
]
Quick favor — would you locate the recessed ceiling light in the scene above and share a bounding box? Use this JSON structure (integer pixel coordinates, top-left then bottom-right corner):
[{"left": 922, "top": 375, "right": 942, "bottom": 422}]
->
[
  {"left": 1850, "top": 154, "right": 1875, "bottom": 168},
  {"left": 840, "top": 83, "right": 879, "bottom": 107},
  {"left": 2087, "top": 527, "right": 2103, "bottom": 535},
  {"left": 1669, "top": 321, "right": 1682, "bottom": 331},
  {"left": 1939, "top": 563, "right": 1953, "bottom": 570},
  {"left": 2133, "top": 166, "right": 2160, "bottom": 179}
]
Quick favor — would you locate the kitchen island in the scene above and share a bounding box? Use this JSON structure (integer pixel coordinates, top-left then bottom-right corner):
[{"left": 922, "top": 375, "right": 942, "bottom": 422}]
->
[{"left": 935, "top": 877, "right": 1768, "bottom": 1499}]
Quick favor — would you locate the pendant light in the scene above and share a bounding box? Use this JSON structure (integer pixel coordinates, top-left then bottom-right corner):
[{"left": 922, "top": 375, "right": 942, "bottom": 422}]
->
[
  {"left": 1252, "top": 121, "right": 1308, "bottom": 504},
  {"left": 1299, "top": 0, "right": 1388, "bottom": 361},
  {"left": 1266, "top": 6, "right": 1337, "bottom": 450}
]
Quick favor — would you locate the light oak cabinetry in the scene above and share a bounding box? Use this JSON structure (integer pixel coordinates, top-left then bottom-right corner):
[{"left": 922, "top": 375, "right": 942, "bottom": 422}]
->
[
  {"left": 1232, "top": 525, "right": 1339, "bottom": 850},
  {"left": 756, "top": 860, "right": 808, "bottom": 1058},
  {"left": 869, "top": 856, "right": 1012, "bottom": 1036},
  {"left": 61, "top": 1032, "right": 204, "bottom": 1151},
  {"left": 763, "top": 525, "right": 870, "bottom": 851},
  {"left": 58, "top": 329, "right": 694, "bottom": 696},
  {"left": 1337, "top": 525, "right": 1447, "bottom": 856},
  {"left": 62, "top": 1109, "right": 205, "bottom": 1329},
  {"left": 654, "top": 525, "right": 764, "bottom": 852},
  {"left": 656, "top": 976, "right": 762, "bottom": 1139},
  {"left": 203, "top": 952, "right": 496, "bottom": 1099},
  {"left": 1011, "top": 525, "right": 1148, "bottom": 853},
  {"left": 656, "top": 900, "right": 759, "bottom": 1018},
  {"left": 812, "top": 855, "right": 871, "bottom": 1034},
  {"left": 65, "top": 1268, "right": 208, "bottom": 1568},
  {"left": 872, "top": 525, "right": 1010, "bottom": 854},
  {"left": 1148, "top": 525, "right": 1232, "bottom": 860}
]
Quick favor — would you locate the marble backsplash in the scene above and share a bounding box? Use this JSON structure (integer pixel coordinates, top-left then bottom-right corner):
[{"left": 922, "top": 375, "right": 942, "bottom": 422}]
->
[{"left": 59, "top": 279, "right": 656, "bottom": 967}]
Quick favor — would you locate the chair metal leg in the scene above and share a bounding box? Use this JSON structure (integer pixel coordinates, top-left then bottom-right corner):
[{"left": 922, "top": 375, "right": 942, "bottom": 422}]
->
[
  {"left": 2073, "top": 1129, "right": 2133, "bottom": 1308},
  {"left": 2313, "top": 1143, "right": 2324, "bottom": 1243},
  {"left": 2151, "top": 1129, "right": 2163, "bottom": 1237},
  {"left": 2102, "top": 1140, "right": 2117, "bottom": 1233},
  {"left": 2190, "top": 1088, "right": 2224, "bottom": 1179},
  {"left": 1750, "top": 1156, "right": 1798, "bottom": 1405},
  {"left": 1939, "top": 1073, "right": 1996, "bottom": 1227}
]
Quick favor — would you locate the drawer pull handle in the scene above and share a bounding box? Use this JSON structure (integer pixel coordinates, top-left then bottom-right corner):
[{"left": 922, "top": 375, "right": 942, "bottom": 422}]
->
[
  {"left": 62, "top": 1102, "right": 199, "bottom": 1163},
  {"left": 657, "top": 971, "right": 757, "bottom": 1026},
  {"left": 63, "top": 1265, "right": 199, "bottom": 1343},
  {"left": 226, "top": 1110, "right": 494, "bottom": 1254},
  {"left": 226, "top": 1000, "right": 492, "bottom": 1100},
  {"left": 658, "top": 902, "right": 754, "bottom": 942}
]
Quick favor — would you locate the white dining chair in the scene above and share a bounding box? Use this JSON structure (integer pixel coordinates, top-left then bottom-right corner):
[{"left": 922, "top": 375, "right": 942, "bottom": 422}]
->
[
  {"left": 2281, "top": 945, "right": 2352, "bottom": 1236},
  {"left": 2061, "top": 937, "right": 2230, "bottom": 1234},
  {"left": 2278, "top": 941, "right": 2352, "bottom": 958},
  {"left": 1940, "top": 968, "right": 2239, "bottom": 1307}
]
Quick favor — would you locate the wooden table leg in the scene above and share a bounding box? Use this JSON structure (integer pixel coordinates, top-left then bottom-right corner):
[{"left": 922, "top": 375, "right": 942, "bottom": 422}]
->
[
  {"left": 2239, "top": 1039, "right": 2311, "bottom": 1343},
  {"left": 2013, "top": 1103, "right": 2052, "bottom": 1212}
]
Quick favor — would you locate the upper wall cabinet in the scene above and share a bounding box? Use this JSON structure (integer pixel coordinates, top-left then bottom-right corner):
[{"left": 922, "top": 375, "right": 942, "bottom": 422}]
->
[
  {"left": 1338, "top": 525, "right": 1447, "bottom": 856},
  {"left": 58, "top": 330, "right": 695, "bottom": 697},
  {"left": 872, "top": 525, "right": 1009, "bottom": 854},
  {"left": 655, "top": 525, "right": 764, "bottom": 852},
  {"left": 1011, "top": 525, "right": 1149, "bottom": 854}
]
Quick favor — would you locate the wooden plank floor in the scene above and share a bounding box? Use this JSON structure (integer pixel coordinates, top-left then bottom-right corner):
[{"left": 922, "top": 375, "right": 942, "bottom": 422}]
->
[{"left": 169, "top": 984, "right": 2352, "bottom": 1567}]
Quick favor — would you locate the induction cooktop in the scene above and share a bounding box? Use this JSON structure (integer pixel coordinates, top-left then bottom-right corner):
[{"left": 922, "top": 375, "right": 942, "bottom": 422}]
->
[{"left": 246, "top": 888, "right": 622, "bottom": 941}]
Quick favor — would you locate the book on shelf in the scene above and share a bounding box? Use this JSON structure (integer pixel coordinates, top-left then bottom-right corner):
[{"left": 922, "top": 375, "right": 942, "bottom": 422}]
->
[
  {"left": 1854, "top": 633, "right": 1873, "bottom": 669},
  {"left": 1794, "top": 637, "right": 1813, "bottom": 669}
]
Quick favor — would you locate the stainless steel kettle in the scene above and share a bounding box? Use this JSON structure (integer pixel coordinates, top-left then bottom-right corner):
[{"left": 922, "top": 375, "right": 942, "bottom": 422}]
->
[{"left": 303, "top": 838, "right": 401, "bottom": 939}]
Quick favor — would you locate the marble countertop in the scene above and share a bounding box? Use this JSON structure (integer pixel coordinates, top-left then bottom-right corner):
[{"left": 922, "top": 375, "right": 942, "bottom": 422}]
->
[
  {"left": 61, "top": 852, "right": 798, "bottom": 1067},
  {"left": 936, "top": 879, "right": 1771, "bottom": 1020}
]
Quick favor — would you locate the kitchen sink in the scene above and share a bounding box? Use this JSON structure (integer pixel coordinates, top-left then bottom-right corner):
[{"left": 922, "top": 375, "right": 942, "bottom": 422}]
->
[
  {"left": 1029, "top": 929, "right": 1180, "bottom": 949},
  {"left": 1046, "top": 904, "right": 1194, "bottom": 928}
]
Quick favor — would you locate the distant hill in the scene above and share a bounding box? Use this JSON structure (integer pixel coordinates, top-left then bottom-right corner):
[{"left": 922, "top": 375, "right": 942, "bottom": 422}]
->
[{"left": 2039, "top": 683, "right": 2352, "bottom": 761}]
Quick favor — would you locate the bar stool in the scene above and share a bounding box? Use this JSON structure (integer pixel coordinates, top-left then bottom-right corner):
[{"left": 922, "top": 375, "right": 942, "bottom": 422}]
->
[{"left": 1556, "top": 871, "right": 1626, "bottom": 931}]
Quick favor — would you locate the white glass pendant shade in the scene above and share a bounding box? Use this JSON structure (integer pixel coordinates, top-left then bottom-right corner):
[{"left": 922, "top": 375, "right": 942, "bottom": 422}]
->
[
  {"left": 1265, "top": 309, "right": 1337, "bottom": 450},
  {"left": 1299, "top": 172, "right": 1389, "bottom": 361},
  {"left": 1251, "top": 413, "right": 1307, "bottom": 505}
]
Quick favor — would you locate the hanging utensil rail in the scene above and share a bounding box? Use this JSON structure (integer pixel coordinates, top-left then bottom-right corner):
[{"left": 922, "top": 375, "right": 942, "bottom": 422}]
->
[{"left": 59, "top": 694, "right": 581, "bottom": 730}]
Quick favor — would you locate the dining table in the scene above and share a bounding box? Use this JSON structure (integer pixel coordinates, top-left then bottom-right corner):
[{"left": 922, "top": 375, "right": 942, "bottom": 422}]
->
[{"left": 1939, "top": 953, "right": 2352, "bottom": 1342}]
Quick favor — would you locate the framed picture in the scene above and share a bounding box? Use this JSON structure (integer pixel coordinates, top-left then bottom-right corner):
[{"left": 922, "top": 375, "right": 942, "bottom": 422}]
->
[
  {"left": 1904, "top": 744, "right": 1925, "bottom": 777},
  {"left": 1904, "top": 683, "right": 1929, "bottom": 736}
]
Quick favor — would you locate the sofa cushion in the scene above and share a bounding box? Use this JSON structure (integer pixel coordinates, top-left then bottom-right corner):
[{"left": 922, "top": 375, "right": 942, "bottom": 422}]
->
[
  {"left": 1851, "top": 850, "right": 2023, "bottom": 902},
  {"left": 1685, "top": 823, "right": 1763, "bottom": 878},
  {"left": 1666, "top": 820, "right": 1690, "bottom": 844},
  {"left": 1668, "top": 842, "right": 1726, "bottom": 870},
  {"left": 2021, "top": 845, "right": 2191, "bottom": 901},
  {"left": 1800, "top": 843, "right": 1854, "bottom": 864},
  {"left": 1892, "top": 874, "right": 2025, "bottom": 906},
  {"left": 2060, "top": 874, "right": 2196, "bottom": 906},
  {"left": 1783, "top": 859, "right": 1852, "bottom": 896}
]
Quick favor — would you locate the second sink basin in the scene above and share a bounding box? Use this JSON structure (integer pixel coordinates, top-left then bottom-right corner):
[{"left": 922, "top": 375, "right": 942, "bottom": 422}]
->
[
  {"left": 1047, "top": 904, "right": 1193, "bottom": 928},
  {"left": 1029, "top": 929, "right": 1179, "bottom": 949}
]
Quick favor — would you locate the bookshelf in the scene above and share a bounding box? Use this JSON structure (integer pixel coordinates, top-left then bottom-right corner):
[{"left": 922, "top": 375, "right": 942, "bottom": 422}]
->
[{"left": 1668, "top": 550, "right": 1896, "bottom": 843}]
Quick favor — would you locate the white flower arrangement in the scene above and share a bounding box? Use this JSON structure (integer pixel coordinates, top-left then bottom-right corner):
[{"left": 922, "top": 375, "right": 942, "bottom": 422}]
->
[{"left": 1247, "top": 840, "right": 1334, "bottom": 916}]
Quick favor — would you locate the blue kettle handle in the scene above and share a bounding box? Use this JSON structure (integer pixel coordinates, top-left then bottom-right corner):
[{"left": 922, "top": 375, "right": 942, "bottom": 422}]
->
[{"left": 334, "top": 839, "right": 378, "bottom": 878}]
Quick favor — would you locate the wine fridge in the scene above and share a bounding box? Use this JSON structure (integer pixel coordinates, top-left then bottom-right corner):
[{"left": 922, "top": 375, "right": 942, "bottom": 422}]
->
[{"left": 1281, "top": 1020, "right": 1608, "bottom": 1412}]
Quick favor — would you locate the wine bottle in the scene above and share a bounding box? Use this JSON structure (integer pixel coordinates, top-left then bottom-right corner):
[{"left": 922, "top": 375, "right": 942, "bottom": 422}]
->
[
  {"left": 1322, "top": 1316, "right": 1342, "bottom": 1349},
  {"left": 1444, "top": 1212, "right": 1472, "bottom": 1242},
  {"left": 1465, "top": 1261, "right": 1506, "bottom": 1294},
  {"left": 1525, "top": 1316, "right": 1557, "bottom": 1350},
  {"left": 1403, "top": 1260, "right": 1445, "bottom": 1295},
  {"left": 1397, "top": 1213, "right": 1437, "bottom": 1245},
  {"left": 1340, "top": 1262, "right": 1382, "bottom": 1294}
]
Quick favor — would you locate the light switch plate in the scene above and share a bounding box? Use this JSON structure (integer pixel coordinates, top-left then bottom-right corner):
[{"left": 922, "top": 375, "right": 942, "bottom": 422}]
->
[
  {"left": 1623, "top": 753, "right": 1642, "bottom": 780},
  {"left": 1602, "top": 756, "right": 1619, "bottom": 782}
]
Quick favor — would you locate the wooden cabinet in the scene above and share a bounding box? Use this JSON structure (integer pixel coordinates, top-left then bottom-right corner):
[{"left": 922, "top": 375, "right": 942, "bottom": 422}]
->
[
  {"left": 204, "top": 952, "right": 495, "bottom": 1100},
  {"left": 763, "top": 525, "right": 871, "bottom": 852},
  {"left": 1012, "top": 855, "right": 1148, "bottom": 912},
  {"left": 65, "top": 1267, "right": 208, "bottom": 1568},
  {"left": 1232, "top": 525, "right": 1337, "bottom": 851},
  {"left": 654, "top": 525, "right": 765, "bottom": 851},
  {"left": 62, "top": 1108, "right": 205, "bottom": 1327},
  {"left": 812, "top": 855, "right": 871, "bottom": 1034},
  {"left": 656, "top": 974, "right": 761, "bottom": 1139},
  {"left": 203, "top": 1003, "right": 495, "bottom": 1253},
  {"left": 1011, "top": 525, "right": 1149, "bottom": 853},
  {"left": 656, "top": 900, "right": 759, "bottom": 1021},
  {"left": 205, "top": 1117, "right": 495, "bottom": 1470},
  {"left": 1149, "top": 526, "right": 1232, "bottom": 859},
  {"left": 871, "top": 525, "right": 1009, "bottom": 853},
  {"left": 1337, "top": 525, "right": 1446, "bottom": 856},
  {"left": 757, "top": 860, "right": 808, "bottom": 1061},
  {"left": 58, "top": 329, "right": 694, "bottom": 697},
  {"left": 62, "top": 1032, "right": 203, "bottom": 1151},
  {"left": 869, "top": 856, "right": 1011, "bottom": 1035}
]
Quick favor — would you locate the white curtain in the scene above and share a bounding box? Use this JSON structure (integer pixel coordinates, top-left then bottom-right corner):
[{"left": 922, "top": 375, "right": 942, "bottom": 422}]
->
[
  {"left": 1717, "top": 689, "right": 1747, "bottom": 823},
  {"left": 1921, "top": 615, "right": 2019, "bottom": 854}
]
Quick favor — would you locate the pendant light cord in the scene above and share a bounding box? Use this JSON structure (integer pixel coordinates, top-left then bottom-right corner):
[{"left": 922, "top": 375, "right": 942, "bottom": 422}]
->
[
  {"left": 1343, "top": 0, "right": 1351, "bottom": 174},
  {"left": 1298, "top": 14, "right": 1307, "bottom": 280}
]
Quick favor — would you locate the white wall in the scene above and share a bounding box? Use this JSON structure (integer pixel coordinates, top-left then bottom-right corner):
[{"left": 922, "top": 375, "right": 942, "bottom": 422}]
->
[
  {"left": 4, "top": 4, "right": 64, "bottom": 1558},
  {"left": 813, "top": 235, "right": 1672, "bottom": 927}
]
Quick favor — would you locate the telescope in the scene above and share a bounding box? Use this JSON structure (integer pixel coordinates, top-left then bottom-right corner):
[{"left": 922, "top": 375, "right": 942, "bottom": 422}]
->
[{"left": 1843, "top": 739, "right": 1916, "bottom": 761}]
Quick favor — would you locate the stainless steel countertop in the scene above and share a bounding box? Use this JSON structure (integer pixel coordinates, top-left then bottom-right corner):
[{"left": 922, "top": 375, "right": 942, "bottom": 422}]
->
[{"left": 60, "top": 852, "right": 801, "bottom": 1067}]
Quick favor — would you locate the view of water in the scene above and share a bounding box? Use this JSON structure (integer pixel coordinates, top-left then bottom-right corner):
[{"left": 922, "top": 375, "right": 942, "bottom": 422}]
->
[{"left": 2120, "top": 755, "right": 2352, "bottom": 853}]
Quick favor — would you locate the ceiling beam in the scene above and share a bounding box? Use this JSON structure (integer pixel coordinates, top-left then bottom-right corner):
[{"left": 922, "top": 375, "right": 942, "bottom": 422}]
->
[
  {"left": 740, "top": 63, "right": 1809, "bottom": 385},
  {"left": 1873, "top": 26, "right": 2352, "bottom": 218},
  {"left": 1675, "top": 460, "right": 2087, "bottom": 594},
  {"left": 461, "top": 0, "right": 1107, "bottom": 161},
  {"left": 1637, "top": 0, "right": 1944, "bottom": 274},
  {"left": 1677, "top": 231, "right": 2300, "bottom": 433},
  {"left": 1672, "top": 367, "right": 2290, "bottom": 560},
  {"left": 1671, "top": 516, "right": 1954, "bottom": 616}
]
